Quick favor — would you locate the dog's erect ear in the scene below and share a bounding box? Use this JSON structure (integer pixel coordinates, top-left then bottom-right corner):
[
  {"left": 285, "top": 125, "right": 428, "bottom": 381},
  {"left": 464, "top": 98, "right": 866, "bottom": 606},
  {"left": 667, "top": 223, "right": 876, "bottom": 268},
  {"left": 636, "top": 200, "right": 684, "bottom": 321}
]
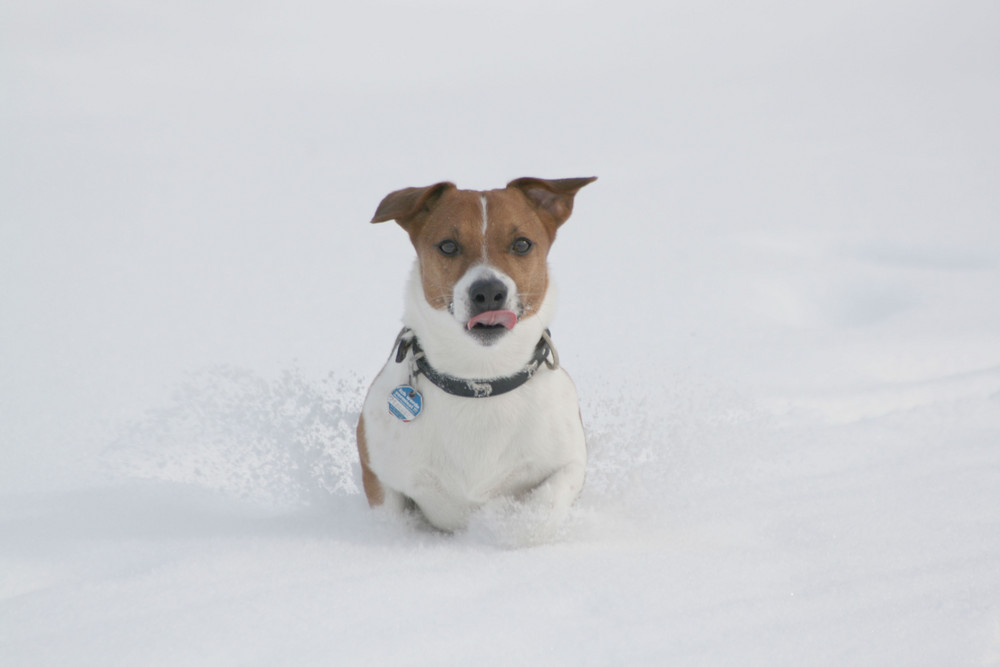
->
[
  {"left": 507, "top": 177, "right": 597, "bottom": 230},
  {"left": 370, "top": 182, "right": 456, "bottom": 230}
]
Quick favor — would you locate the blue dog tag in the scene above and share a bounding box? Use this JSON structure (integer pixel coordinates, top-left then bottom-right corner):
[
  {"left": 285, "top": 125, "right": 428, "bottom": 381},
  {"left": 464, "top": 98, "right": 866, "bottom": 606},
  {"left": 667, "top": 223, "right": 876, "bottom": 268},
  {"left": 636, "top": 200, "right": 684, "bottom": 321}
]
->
[{"left": 388, "top": 385, "right": 422, "bottom": 422}]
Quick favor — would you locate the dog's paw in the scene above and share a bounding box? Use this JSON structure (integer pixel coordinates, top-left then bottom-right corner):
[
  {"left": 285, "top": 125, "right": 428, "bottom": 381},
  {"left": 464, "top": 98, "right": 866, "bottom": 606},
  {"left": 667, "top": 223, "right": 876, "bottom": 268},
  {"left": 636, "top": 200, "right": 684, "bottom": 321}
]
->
[{"left": 465, "top": 495, "right": 571, "bottom": 549}]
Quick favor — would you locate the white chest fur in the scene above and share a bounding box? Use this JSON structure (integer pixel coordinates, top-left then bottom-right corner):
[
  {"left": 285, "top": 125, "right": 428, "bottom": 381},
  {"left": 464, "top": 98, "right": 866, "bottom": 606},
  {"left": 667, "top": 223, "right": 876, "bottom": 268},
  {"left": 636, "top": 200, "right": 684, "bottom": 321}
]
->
[{"left": 362, "top": 348, "right": 585, "bottom": 531}]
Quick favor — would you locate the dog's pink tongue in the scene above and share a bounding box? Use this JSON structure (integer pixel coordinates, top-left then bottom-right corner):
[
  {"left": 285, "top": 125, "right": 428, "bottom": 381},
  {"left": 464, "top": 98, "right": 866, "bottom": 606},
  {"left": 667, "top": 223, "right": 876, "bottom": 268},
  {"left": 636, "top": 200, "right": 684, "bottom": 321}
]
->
[{"left": 467, "top": 310, "right": 518, "bottom": 330}]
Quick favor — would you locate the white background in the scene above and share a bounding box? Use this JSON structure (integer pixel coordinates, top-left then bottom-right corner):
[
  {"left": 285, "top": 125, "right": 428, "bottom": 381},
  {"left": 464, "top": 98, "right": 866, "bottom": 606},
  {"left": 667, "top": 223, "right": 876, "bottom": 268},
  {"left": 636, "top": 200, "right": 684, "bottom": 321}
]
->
[{"left": 2, "top": 1, "right": 999, "bottom": 663}]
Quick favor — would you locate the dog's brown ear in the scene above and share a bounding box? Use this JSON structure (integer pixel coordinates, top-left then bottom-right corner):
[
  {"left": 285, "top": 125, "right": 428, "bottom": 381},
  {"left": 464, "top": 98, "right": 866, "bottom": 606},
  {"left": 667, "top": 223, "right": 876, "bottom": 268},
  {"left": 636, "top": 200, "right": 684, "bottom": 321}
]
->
[
  {"left": 371, "top": 182, "right": 456, "bottom": 229},
  {"left": 507, "top": 177, "right": 597, "bottom": 229}
]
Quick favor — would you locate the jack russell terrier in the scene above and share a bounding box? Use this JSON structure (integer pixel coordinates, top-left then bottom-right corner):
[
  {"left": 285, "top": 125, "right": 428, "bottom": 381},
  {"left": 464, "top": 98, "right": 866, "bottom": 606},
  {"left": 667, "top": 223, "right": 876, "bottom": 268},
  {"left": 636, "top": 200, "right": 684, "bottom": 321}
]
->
[{"left": 357, "top": 176, "right": 596, "bottom": 534}]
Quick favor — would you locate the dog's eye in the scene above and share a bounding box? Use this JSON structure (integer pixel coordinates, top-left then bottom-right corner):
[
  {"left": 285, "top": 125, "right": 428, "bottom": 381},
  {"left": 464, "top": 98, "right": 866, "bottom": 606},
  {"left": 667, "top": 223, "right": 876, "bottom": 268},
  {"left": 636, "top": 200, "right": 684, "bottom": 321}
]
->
[
  {"left": 511, "top": 237, "right": 533, "bottom": 255},
  {"left": 437, "top": 240, "right": 460, "bottom": 257}
]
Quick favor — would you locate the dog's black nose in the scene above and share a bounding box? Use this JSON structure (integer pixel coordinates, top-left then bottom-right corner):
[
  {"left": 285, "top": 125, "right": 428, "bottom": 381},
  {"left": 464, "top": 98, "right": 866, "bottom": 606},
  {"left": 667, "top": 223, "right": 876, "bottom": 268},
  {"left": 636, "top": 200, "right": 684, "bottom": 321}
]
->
[{"left": 469, "top": 278, "right": 508, "bottom": 314}]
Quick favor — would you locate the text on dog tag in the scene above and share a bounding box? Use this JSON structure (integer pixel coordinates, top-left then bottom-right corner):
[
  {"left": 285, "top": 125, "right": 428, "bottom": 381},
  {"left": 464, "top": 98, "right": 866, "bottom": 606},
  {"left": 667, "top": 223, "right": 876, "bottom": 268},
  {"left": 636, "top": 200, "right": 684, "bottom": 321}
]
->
[{"left": 388, "top": 385, "right": 422, "bottom": 422}]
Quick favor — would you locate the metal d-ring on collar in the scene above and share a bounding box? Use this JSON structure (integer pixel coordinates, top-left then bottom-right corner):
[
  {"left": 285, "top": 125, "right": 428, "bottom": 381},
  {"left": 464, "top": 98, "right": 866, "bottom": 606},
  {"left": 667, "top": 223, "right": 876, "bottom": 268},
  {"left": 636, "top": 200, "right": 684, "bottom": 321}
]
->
[{"left": 392, "top": 327, "right": 558, "bottom": 398}]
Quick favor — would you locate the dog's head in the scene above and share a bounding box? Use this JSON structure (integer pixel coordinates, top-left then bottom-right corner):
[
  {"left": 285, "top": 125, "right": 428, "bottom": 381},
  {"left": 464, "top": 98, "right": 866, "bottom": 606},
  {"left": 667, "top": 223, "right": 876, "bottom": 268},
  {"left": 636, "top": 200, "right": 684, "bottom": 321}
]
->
[{"left": 371, "top": 177, "right": 596, "bottom": 346}]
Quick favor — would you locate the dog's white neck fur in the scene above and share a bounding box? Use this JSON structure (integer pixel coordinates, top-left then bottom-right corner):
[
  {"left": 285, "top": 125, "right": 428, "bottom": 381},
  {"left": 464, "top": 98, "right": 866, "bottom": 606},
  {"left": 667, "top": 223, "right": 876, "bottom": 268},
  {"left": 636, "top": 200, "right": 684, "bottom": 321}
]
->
[{"left": 402, "top": 261, "right": 557, "bottom": 379}]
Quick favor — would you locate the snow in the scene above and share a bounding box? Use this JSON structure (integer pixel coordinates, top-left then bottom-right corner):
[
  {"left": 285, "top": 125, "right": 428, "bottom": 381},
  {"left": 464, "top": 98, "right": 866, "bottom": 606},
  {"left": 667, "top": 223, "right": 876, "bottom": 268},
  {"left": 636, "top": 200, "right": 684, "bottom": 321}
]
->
[{"left": 2, "top": 0, "right": 999, "bottom": 664}]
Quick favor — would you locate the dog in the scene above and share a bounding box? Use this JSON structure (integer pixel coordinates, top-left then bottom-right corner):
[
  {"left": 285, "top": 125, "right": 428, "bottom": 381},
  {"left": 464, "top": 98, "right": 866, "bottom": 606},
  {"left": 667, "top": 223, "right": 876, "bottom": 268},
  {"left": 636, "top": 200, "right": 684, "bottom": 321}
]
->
[{"left": 356, "top": 177, "right": 595, "bottom": 535}]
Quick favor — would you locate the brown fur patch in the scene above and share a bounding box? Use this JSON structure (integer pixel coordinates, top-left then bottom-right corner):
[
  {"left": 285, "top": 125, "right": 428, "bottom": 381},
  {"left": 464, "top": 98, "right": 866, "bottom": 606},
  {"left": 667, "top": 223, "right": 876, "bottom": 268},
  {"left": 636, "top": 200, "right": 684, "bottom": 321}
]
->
[
  {"left": 355, "top": 415, "right": 384, "bottom": 506},
  {"left": 407, "top": 188, "right": 555, "bottom": 315},
  {"left": 481, "top": 189, "right": 552, "bottom": 318},
  {"left": 370, "top": 177, "right": 595, "bottom": 317},
  {"left": 408, "top": 191, "right": 487, "bottom": 311}
]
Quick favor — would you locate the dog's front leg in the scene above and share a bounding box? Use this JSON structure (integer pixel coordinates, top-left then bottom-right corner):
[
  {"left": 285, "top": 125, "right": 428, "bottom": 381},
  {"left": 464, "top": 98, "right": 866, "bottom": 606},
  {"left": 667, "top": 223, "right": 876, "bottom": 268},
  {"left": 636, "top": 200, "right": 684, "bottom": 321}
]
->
[
  {"left": 357, "top": 415, "right": 410, "bottom": 517},
  {"left": 472, "top": 460, "right": 586, "bottom": 546},
  {"left": 525, "top": 460, "right": 586, "bottom": 521}
]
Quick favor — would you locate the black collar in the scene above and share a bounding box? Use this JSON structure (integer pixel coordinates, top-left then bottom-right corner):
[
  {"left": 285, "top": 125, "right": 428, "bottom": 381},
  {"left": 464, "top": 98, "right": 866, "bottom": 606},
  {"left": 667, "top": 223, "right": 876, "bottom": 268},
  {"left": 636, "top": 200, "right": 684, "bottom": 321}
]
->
[{"left": 394, "top": 328, "right": 555, "bottom": 398}]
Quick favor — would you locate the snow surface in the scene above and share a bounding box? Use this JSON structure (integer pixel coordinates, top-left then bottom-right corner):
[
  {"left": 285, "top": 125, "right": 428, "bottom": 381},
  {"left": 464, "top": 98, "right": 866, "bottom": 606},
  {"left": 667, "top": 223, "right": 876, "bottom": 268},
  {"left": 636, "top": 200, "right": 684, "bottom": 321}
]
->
[{"left": 2, "top": 0, "right": 999, "bottom": 664}]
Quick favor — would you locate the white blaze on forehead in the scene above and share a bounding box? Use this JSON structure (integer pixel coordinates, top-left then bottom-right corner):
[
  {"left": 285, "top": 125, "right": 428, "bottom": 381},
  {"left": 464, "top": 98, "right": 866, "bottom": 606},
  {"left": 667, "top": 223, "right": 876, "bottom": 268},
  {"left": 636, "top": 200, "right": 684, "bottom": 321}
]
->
[{"left": 479, "top": 194, "right": 488, "bottom": 259}]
